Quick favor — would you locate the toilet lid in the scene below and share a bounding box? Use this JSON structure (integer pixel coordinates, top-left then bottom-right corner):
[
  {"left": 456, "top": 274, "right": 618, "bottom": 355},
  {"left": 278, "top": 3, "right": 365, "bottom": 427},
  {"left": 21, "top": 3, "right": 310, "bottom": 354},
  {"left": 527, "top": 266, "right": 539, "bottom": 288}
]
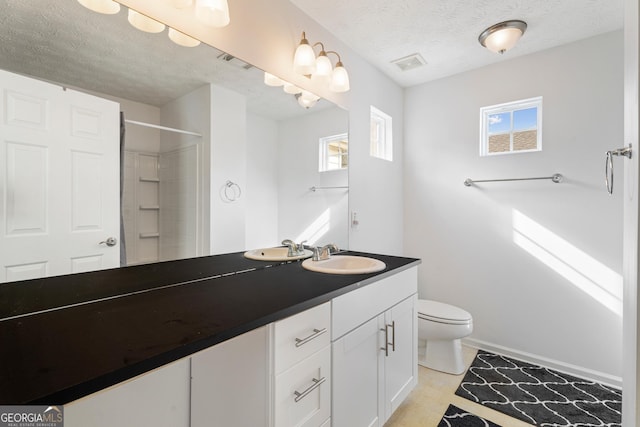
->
[{"left": 417, "top": 300, "right": 472, "bottom": 324}]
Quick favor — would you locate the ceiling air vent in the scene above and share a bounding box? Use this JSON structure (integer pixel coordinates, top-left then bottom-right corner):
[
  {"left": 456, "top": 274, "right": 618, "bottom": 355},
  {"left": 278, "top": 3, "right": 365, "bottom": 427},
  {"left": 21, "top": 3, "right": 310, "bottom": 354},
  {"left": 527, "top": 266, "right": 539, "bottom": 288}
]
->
[
  {"left": 217, "top": 52, "right": 254, "bottom": 70},
  {"left": 391, "top": 53, "right": 426, "bottom": 71}
]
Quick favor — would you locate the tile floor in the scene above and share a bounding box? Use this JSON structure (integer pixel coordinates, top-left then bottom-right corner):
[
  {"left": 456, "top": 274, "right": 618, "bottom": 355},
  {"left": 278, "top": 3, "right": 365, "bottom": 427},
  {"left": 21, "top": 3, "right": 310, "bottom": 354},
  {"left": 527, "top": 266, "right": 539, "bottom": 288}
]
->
[{"left": 384, "top": 346, "right": 534, "bottom": 426}]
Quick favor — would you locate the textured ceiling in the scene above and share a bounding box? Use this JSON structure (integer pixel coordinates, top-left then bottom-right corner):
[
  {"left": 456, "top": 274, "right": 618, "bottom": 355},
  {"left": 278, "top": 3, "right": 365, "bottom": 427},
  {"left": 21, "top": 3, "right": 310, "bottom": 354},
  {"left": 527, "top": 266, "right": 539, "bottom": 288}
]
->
[
  {"left": 290, "top": 0, "right": 624, "bottom": 87},
  {"left": 0, "top": 0, "right": 625, "bottom": 116},
  {"left": 0, "top": 0, "right": 323, "bottom": 120}
]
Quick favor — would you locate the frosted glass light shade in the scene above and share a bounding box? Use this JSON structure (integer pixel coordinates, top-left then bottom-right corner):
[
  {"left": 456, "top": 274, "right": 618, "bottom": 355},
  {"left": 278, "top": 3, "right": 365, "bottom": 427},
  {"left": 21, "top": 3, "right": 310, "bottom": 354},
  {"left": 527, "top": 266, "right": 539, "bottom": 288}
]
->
[
  {"left": 195, "top": 0, "right": 230, "bottom": 27},
  {"left": 172, "top": 0, "right": 193, "bottom": 8},
  {"left": 293, "top": 33, "right": 316, "bottom": 75},
  {"left": 315, "top": 54, "right": 332, "bottom": 77},
  {"left": 330, "top": 64, "right": 350, "bottom": 92},
  {"left": 283, "top": 83, "right": 302, "bottom": 94},
  {"left": 77, "top": 0, "right": 120, "bottom": 14},
  {"left": 264, "top": 72, "right": 284, "bottom": 87},
  {"left": 297, "top": 91, "right": 320, "bottom": 109},
  {"left": 479, "top": 20, "right": 527, "bottom": 54},
  {"left": 168, "top": 28, "right": 201, "bottom": 47},
  {"left": 128, "top": 9, "right": 166, "bottom": 33}
]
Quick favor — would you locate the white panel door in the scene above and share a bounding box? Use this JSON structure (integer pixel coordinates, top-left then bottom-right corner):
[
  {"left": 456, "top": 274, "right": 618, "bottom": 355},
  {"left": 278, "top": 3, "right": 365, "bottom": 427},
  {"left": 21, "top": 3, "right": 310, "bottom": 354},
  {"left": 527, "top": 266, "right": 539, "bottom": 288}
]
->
[
  {"left": 332, "top": 316, "right": 382, "bottom": 427},
  {"left": 0, "top": 69, "right": 120, "bottom": 282},
  {"left": 383, "top": 295, "right": 418, "bottom": 422}
]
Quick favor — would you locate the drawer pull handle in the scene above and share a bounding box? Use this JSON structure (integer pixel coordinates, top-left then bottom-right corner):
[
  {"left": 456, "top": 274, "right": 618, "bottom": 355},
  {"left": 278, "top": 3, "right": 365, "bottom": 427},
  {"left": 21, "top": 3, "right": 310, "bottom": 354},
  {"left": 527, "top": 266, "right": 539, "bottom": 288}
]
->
[
  {"left": 295, "top": 328, "right": 327, "bottom": 347},
  {"left": 294, "top": 377, "right": 326, "bottom": 403}
]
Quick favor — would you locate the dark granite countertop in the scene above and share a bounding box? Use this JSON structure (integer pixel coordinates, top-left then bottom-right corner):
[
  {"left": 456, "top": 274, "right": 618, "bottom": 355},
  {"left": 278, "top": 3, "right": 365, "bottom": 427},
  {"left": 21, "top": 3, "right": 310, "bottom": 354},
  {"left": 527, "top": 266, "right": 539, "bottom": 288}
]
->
[{"left": 0, "top": 250, "right": 419, "bottom": 404}]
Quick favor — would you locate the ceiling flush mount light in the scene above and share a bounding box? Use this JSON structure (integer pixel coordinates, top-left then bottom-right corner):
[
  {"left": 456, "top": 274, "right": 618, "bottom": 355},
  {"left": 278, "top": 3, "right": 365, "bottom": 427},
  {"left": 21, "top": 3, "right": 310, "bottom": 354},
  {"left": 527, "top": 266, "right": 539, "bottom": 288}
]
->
[
  {"left": 77, "top": 0, "right": 120, "bottom": 14},
  {"left": 292, "top": 31, "right": 350, "bottom": 93},
  {"left": 195, "top": 0, "right": 230, "bottom": 28},
  {"left": 478, "top": 20, "right": 527, "bottom": 54}
]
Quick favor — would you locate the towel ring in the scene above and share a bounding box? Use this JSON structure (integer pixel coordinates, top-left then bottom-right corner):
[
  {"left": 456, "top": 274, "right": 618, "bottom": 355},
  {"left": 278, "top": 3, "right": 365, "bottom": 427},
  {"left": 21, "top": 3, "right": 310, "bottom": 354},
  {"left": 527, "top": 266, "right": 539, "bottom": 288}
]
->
[{"left": 222, "top": 180, "right": 241, "bottom": 202}]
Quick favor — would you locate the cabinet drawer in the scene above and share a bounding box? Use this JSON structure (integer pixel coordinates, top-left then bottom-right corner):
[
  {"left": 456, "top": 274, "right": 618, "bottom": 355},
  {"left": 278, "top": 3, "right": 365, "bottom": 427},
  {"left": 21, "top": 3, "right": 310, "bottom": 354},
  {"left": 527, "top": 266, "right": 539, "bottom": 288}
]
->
[
  {"left": 332, "top": 267, "right": 417, "bottom": 340},
  {"left": 274, "top": 302, "right": 331, "bottom": 374},
  {"left": 274, "top": 346, "right": 331, "bottom": 427}
]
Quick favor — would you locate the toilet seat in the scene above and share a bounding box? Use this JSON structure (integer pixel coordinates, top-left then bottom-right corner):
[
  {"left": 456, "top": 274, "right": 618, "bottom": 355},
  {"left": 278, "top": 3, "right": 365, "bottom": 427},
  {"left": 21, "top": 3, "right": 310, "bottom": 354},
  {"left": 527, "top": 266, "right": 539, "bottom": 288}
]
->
[{"left": 417, "top": 300, "right": 472, "bottom": 325}]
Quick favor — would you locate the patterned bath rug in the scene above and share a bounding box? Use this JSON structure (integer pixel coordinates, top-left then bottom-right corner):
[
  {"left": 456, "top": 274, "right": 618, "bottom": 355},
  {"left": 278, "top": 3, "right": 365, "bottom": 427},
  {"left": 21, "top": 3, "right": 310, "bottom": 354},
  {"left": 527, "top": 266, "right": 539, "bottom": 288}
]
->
[
  {"left": 438, "top": 404, "right": 502, "bottom": 427},
  {"left": 455, "top": 350, "right": 622, "bottom": 426}
]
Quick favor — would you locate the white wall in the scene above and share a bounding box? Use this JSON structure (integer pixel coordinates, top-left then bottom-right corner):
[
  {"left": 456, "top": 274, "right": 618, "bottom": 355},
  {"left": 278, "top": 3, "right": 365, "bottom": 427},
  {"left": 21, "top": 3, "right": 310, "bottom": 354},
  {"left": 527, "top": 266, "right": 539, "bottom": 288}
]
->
[
  {"left": 161, "top": 85, "right": 211, "bottom": 258},
  {"left": 404, "top": 31, "right": 624, "bottom": 384},
  {"left": 246, "top": 112, "right": 279, "bottom": 249},
  {"left": 278, "top": 106, "right": 349, "bottom": 250},
  {"left": 210, "top": 85, "right": 248, "bottom": 254}
]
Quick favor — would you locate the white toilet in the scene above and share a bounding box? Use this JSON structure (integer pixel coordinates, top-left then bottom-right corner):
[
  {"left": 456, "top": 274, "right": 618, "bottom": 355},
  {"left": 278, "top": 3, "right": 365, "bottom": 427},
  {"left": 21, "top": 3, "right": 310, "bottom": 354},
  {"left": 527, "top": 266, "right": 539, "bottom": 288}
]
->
[{"left": 417, "top": 299, "right": 473, "bottom": 375}]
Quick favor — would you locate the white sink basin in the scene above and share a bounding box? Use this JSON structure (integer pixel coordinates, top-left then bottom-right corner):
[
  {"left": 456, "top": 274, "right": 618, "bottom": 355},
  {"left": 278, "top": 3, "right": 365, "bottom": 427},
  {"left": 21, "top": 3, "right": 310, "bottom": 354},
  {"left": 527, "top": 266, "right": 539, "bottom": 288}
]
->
[
  {"left": 243, "top": 247, "right": 313, "bottom": 261},
  {"left": 301, "top": 255, "right": 386, "bottom": 274}
]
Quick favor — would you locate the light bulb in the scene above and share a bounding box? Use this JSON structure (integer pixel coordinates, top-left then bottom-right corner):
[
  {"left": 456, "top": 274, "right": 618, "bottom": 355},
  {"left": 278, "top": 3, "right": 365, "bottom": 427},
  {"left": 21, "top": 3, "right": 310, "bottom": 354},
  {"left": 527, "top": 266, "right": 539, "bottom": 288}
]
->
[
  {"left": 293, "top": 32, "right": 316, "bottom": 75},
  {"left": 172, "top": 0, "right": 193, "bottom": 8},
  {"left": 128, "top": 9, "right": 166, "bottom": 33},
  {"left": 77, "top": 0, "right": 120, "bottom": 14},
  {"left": 330, "top": 63, "right": 350, "bottom": 93},
  {"left": 283, "top": 83, "right": 302, "bottom": 95},
  {"left": 264, "top": 72, "right": 284, "bottom": 87},
  {"left": 195, "top": 0, "right": 230, "bottom": 28},
  {"left": 168, "top": 28, "right": 201, "bottom": 47}
]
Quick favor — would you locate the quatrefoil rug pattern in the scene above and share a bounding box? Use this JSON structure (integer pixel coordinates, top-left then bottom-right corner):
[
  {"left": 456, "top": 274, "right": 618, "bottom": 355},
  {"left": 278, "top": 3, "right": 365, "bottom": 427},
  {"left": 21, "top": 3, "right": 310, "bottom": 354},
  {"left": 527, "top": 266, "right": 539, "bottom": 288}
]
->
[{"left": 455, "top": 351, "right": 621, "bottom": 426}]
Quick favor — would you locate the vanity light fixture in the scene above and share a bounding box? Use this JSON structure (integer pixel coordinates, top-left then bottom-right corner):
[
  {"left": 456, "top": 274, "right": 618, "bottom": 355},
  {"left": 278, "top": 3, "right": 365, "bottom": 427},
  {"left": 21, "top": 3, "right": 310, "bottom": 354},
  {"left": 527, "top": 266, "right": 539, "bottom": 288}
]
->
[
  {"left": 283, "top": 82, "right": 303, "bottom": 95},
  {"left": 292, "top": 31, "right": 350, "bottom": 93},
  {"left": 293, "top": 32, "right": 317, "bottom": 75},
  {"left": 77, "top": 0, "right": 120, "bottom": 14},
  {"left": 478, "top": 20, "right": 527, "bottom": 54},
  {"left": 296, "top": 91, "right": 321, "bottom": 109},
  {"left": 327, "top": 51, "right": 350, "bottom": 93},
  {"left": 172, "top": 0, "right": 193, "bottom": 8},
  {"left": 168, "top": 28, "right": 201, "bottom": 47},
  {"left": 264, "top": 72, "right": 285, "bottom": 87},
  {"left": 128, "top": 9, "right": 166, "bottom": 33},
  {"left": 195, "top": 0, "right": 230, "bottom": 28}
]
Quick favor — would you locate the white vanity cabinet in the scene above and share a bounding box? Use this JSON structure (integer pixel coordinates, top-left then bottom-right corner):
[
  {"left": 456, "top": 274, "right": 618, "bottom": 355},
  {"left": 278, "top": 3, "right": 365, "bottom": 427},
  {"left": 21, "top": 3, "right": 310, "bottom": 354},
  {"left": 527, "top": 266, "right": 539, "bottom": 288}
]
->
[
  {"left": 191, "top": 326, "right": 269, "bottom": 427},
  {"left": 332, "top": 267, "right": 418, "bottom": 427},
  {"left": 65, "top": 359, "right": 191, "bottom": 427},
  {"left": 272, "top": 302, "right": 332, "bottom": 427}
]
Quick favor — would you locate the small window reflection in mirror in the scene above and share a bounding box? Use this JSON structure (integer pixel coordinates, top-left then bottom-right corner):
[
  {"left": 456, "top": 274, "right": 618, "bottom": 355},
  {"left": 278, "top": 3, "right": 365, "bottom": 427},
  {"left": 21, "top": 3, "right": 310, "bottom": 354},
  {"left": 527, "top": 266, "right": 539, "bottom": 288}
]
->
[
  {"left": 319, "top": 133, "right": 348, "bottom": 172},
  {"left": 370, "top": 106, "right": 393, "bottom": 161}
]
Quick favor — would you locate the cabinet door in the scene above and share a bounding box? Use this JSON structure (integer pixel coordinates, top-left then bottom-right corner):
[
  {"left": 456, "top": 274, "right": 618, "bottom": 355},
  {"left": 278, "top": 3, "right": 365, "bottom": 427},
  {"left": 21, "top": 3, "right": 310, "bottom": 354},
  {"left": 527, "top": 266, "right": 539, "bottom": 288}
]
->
[
  {"left": 191, "top": 326, "right": 269, "bottom": 427},
  {"left": 383, "top": 295, "right": 418, "bottom": 422},
  {"left": 332, "top": 316, "right": 383, "bottom": 427},
  {"left": 64, "top": 359, "right": 190, "bottom": 427}
]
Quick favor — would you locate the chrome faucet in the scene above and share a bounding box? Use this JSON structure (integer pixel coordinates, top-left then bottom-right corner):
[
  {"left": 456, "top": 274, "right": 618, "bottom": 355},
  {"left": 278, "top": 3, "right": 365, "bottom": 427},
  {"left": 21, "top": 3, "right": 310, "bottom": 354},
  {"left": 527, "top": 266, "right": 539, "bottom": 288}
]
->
[
  {"left": 281, "top": 239, "right": 307, "bottom": 257},
  {"left": 313, "top": 243, "right": 339, "bottom": 261}
]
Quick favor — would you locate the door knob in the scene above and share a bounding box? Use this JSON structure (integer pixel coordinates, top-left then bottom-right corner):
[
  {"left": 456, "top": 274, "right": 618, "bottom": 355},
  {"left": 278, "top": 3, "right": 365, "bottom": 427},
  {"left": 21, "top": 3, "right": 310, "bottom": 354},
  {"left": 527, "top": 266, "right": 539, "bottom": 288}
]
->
[{"left": 99, "top": 237, "right": 117, "bottom": 247}]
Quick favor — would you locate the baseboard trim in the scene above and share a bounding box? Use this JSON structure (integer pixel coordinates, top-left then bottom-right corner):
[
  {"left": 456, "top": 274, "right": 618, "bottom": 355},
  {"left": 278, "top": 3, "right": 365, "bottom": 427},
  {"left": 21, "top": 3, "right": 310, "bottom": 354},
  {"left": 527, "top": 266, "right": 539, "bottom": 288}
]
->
[{"left": 463, "top": 337, "right": 622, "bottom": 390}]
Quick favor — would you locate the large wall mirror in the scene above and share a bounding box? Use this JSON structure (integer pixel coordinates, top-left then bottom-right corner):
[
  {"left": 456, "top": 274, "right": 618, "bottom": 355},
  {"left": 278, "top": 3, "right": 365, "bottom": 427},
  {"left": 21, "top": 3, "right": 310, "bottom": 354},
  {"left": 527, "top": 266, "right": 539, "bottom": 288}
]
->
[{"left": 0, "top": 0, "right": 349, "bottom": 284}]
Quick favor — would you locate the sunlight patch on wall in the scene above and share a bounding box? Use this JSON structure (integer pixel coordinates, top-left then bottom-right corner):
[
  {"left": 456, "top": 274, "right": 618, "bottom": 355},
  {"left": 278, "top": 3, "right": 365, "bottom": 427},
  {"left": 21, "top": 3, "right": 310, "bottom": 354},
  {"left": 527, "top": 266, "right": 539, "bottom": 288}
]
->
[
  {"left": 512, "top": 209, "right": 622, "bottom": 316},
  {"left": 295, "top": 208, "right": 330, "bottom": 245}
]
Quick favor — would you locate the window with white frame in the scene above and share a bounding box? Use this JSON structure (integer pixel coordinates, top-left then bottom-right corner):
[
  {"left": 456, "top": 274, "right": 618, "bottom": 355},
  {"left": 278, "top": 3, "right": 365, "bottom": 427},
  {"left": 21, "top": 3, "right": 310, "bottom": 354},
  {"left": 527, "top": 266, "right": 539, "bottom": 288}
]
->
[
  {"left": 480, "top": 96, "right": 542, "bottom": 156},
  {"left": 319, "top": 133, "right": 348, "bottom": 172},
  {"left": 370, "top": 106, "right": 393, "bottom": 161}
]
